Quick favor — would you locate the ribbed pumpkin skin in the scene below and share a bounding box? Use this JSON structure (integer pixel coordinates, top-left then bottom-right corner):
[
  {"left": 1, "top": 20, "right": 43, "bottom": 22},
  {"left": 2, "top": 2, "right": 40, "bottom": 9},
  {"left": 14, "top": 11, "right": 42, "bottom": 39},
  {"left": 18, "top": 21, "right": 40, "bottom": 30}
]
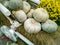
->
[
  {"left": 42, "top": 19, "right": 58, "bottom": 33},
  {"left": 7, "top": 0, "right": 23, "bottom": 10},
  {"left": 23, "top": 1, "right": 31, "bottom": 13},
  {"left": 13, "top": 10, "right": 27, "bottom": 22},
  {"left": 33, "top": 8, "right": 49, "bottom": 22},
  {"left": 27, "top": 9, "right": 34, "bottom": 18},
  {"left": 24, "top": 18, "right": 41, "bottom": 33}
]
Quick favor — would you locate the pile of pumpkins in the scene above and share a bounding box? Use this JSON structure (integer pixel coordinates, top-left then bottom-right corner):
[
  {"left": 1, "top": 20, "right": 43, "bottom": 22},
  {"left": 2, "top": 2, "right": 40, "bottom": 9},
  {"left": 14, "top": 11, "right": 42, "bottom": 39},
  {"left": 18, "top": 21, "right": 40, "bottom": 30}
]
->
[{"left": 4, "top": 0, "right": 58, "bottom": 34}]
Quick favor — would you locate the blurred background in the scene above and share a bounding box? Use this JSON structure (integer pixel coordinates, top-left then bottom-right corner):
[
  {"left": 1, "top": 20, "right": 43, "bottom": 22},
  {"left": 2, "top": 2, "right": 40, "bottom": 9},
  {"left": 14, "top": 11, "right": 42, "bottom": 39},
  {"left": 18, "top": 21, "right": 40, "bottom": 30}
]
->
[{"left": 0, "top": 0, "right": 60, "bottom": 45}]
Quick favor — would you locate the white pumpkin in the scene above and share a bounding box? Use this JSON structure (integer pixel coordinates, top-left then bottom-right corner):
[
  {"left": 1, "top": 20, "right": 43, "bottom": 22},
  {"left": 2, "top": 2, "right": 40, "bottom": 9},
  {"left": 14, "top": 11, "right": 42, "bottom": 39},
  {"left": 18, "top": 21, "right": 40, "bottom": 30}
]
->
[
  {"left": 24, "top": 18, "right": 41, "bottom": 33},
  {"left": 42, "top": 19, "right": 58, "bottom": 33},
  {"left": 33, "top": 8, "right": 49, "bottom": 22},
  {"left": 12, "top": 10, "right": 27, "bottom": 22},
  {"left": 23, "top": 1, "right": 31, "bottom": 13},
  {"left": 27, "top": 9, "right": 34, "bottom": 18}
]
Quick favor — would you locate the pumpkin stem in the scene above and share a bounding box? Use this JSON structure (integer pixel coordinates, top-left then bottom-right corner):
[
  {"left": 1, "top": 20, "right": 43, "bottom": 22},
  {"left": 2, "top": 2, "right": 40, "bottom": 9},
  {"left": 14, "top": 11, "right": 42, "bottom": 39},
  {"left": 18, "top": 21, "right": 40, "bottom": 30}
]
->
[{"left": 31, "top": 19, "right": 35, "bottom": 24}]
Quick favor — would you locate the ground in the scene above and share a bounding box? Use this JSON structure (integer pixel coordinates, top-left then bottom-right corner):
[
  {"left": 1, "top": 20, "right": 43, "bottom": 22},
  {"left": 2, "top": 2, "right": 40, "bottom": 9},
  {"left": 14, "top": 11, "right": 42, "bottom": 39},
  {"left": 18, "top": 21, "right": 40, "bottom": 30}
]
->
[{"left": 0, "top": 11, "right": 60, "bottom": 45}]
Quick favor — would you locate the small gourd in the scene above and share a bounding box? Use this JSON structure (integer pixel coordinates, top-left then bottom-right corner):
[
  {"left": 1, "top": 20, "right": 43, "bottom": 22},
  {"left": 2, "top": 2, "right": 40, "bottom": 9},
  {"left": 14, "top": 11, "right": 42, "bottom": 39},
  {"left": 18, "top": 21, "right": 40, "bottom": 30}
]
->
[
  {"left": 23, "top": 1, "right": 31, "bottom": 13},
  {"left": 7, "top": 0, "right": 23, "bottom": 10},
  {"left": 27, "top": 9, "right": 34, "bottom": 18},
  {"left": 33, "top": 8, "right": 49, "bottom": 22},
  {"left": 12, "top": 10, "right": 27, "bottom": 22},
  {"left": 24, "top": 18, "right": 41, "bottom": 33},
  {"left": 42, "top": 19, "right": 58, "bottom": 33}
]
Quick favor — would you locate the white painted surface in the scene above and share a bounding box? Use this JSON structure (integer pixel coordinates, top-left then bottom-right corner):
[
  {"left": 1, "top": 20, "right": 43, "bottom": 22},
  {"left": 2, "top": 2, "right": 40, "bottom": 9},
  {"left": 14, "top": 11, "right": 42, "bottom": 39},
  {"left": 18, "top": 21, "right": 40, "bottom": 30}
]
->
[
  {"left": 15, "top": 32, "right": 34, "bottom": 45},
  {"left": 0, "top": 3, "right": 11, "bottom": 16}
]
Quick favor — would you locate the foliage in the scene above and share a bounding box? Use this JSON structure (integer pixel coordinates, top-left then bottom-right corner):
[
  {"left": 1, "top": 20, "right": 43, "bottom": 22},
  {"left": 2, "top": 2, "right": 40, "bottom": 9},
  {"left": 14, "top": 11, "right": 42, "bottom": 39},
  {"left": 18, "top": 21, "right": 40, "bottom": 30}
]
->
[{"left": 38, "top": 0, "right": 60, "bottom": 24}]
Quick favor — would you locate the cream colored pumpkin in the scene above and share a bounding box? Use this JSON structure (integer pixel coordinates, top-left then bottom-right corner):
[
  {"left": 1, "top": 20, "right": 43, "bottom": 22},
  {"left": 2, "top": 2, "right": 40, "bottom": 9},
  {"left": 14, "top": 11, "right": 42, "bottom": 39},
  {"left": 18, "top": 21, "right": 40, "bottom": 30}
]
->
[
  {"left": 12, "top": 10, "right": 27, "bottom": 22},
  {"left": 23, "top": 1, "right": 31, "bottom": 13},
  {"left": 27, "top": 9, "right": 34, "bottom": 18},
  {"left": 33, "top": 8, "right": 49, "bottom": 22},
  {"left": 42, "top": 19, "right": 58, "bottom": 33},
  {"left": 24, "top": 18, "right": 41, "bottom": 33}
]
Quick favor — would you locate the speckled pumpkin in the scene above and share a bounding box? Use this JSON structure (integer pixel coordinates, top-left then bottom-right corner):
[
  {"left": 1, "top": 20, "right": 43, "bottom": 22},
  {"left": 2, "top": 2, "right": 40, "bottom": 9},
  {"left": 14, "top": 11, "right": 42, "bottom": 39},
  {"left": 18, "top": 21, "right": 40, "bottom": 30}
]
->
[
  {"left": 7, "top": 0, "right": 23, "bottom": 10},
  {"left": 42, "top": 19, "right": 58, "bottom": 33},
  {"left": 24, "top": 18, "right": 41, "bottom": 33},
  {"left": 27, "top": 9, "right": 34, "bottom": 18},
  {"left": 23, "top": 1, "right": 31, "bottom": 13},
  {"left": 33, "top": 8, "right": 49, "bottom": 22},
  {"left": 12, "top": 10, "right": 27, "bottom": 22}
]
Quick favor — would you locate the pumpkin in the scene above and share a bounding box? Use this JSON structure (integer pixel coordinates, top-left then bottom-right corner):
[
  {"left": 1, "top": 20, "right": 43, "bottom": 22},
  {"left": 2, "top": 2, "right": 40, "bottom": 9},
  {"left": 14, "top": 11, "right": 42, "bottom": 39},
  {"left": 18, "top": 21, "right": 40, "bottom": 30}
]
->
[
  {"left": 0, "top": 0, "right": 8, "bottom": 3},
  {"left": 24, "top": 18, "right": 41, "bottom": 33},
  {"left": 7, "top": 0, "right": 23, "bottom": 10},
  {"left": 23, "top": 1, "right": 31, "bottom": 13},
  {"left": 10, "top": 43, "right": 18, "bottom": 45},
  {"left": 3, "top": 1, "right": 9, "bottom": 7},
  {"left": 12, "top": 10, "right": 27, "bottom": 22},
  {"left": 27, "top": 9, "right": 34, "bottom": 18},
  {"left": 30, "top": 0, "right": 40, "bottom": 4},
  {"left": 6, "top": 42, "right": 18, "bottom": 45},
  {"left": 33, "top": 8, "right": 49, "bottom": 22},
  {"left": 42, "top": 19, "right": 58, "bottom": 33},
  {"left": 0, "top": 28, "right": 3, "bottom": 36}
]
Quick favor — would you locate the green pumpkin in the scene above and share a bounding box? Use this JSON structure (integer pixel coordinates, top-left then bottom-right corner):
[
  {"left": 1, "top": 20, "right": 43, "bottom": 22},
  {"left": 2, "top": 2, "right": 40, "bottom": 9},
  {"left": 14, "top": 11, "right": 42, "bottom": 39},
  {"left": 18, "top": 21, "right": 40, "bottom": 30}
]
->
[
  {"left": 6, "top": 41, "right": 18, "bottom": 45},
  {"left": 0, "top": 0, "right": 8, "bottom": 3},
  {"left": 11, "top": 43, "right": 18, "bottom": 45},
  {"left": 7, "top": 0, "right": 23, "bottom": 10},
  {"left": 42, "top": 19, "right": 58, "bottom": 33},
  {"left": 3, "top": 1, "right": 9, "bottom": 7}
]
